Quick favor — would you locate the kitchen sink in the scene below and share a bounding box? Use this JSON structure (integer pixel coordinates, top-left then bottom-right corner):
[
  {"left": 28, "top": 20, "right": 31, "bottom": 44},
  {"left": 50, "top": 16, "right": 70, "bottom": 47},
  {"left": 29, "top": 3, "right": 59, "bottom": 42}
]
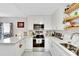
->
[{"left": 60, "top": 43, "right": 79, "bottom": 56}]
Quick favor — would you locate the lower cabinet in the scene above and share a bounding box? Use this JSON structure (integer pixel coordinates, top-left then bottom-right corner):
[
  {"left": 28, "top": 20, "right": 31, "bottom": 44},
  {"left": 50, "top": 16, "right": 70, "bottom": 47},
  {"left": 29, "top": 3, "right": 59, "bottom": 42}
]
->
[
  {"left": 0, "top": 38, "right": 26, "bottom": 56},
  {"left": 25, "top": 37, "right": 33, "bottom": 50},
  {"left": 45, "top": 37, "right": 50, "bottom": 51},
  {"left": 49, "top": 39, "right": 71, "bottom": 56},
  {"left": 15, "top": 38, "right": 26, "bottom": 56}
]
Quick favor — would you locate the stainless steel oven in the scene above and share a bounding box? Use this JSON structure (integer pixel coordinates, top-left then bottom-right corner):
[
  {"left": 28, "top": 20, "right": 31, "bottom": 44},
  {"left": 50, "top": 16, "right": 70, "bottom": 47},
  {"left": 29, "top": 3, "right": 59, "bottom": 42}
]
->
[
  {"left": 33, "top": 38, "right": 44, "bottom": 47},
  {"left": 33, "top": 35, "right": 44, "bottom": 47}
]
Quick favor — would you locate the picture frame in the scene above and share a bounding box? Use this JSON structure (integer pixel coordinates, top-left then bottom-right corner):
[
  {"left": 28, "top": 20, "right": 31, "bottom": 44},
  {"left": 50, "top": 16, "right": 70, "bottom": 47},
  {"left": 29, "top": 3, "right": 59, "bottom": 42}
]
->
[{"left": 17, "top": 22, "right": 24, "bottom": 28}]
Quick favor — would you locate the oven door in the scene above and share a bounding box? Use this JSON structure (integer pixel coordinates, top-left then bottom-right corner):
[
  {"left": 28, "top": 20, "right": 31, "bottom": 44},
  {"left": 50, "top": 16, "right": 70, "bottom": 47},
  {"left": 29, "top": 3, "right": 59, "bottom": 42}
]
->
[{"left": 33, "top": 39, "right": 44, "bottom": 47}]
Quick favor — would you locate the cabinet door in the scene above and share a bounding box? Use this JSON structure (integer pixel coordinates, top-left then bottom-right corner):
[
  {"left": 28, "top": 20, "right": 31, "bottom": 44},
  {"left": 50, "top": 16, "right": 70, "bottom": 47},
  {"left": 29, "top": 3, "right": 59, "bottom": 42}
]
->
[
  {"left": 54, "top": 43, "right": 71, "bottom": 56},
  {"left": 26, "top": 38, "right": 33, "bottom": 50},
  {"left": 21, "top": 39, "right": 26, "bottom": 50},
  {"left": 49, "top": 38, "right": 71, "bottom": 56},
  {"left": 45, "top": 37, "right": 50, "bottom": 51},
  {"left": 52, "top": 42, "right": 63, "bottom": 56},
  {"left": 15, "top": 39, "right": 26, "bottom": 56},
  {"left": 15, "top": 41, "right": 24, "bottom": 56},
  {"left": 20, "top": 39, "right": 26, "bottom": 55},
  {"left": 49, "top": 39, "right": 56, "bottom": 56},
  {"left": 49, "top": 43, "right": 56, "bottom": 56},
  {"left": 51, "top": 41, "right": 71, "bottom": 56}
]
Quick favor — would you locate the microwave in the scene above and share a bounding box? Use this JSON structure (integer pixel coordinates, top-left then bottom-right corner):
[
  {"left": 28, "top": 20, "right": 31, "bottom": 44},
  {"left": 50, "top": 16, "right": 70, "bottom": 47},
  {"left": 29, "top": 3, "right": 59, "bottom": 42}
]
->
[{"left": 33, "top": 24, "right": 44, "bottom": 30}]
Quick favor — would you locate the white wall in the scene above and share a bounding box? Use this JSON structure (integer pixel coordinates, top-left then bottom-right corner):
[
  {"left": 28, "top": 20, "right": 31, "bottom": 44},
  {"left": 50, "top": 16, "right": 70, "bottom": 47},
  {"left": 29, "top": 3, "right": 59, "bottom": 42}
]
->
[
  {"left": 27, "top": 15, "right": 52, "bottom": 30},
  {"left": 51, "top": 4, "right": 66, "bottom": 30},
  {"left": 0, "top": 17, "right": 27, "bottom": 36},
  {"left": 51, "top": 8, "right": 65, "bottom": 30}
]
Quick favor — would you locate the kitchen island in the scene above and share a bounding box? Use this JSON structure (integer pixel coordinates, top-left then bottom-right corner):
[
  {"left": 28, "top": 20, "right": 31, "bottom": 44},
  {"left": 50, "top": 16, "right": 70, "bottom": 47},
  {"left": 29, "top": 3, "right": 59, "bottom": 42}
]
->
[{"left": 0, "top": 37, "right": 26, "bottom": 56}]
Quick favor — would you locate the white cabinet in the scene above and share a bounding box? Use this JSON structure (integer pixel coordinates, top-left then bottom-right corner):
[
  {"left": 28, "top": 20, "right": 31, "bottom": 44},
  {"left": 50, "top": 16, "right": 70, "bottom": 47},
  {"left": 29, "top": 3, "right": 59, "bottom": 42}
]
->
[
  {"left": 45, "top": 37, "right": 50, "bottom": 51},
  {"left": 0, "top": 38, "right": 26, "bottom": 56},
  {"left": 49, "top": 38, "right": 71, "bottom": 56},
  {"left": 27, "top": 16, "right": 52, "bottom": 30},
  {"left": 51, "top": 8, "right": 65, "bottom": 30},
  {"left": 52, "top": 42, "right": 70, "bottom": 56},
  {"left": 15, "top": 38, "right": 26, "bottom": 56},
  {"left": 25, "top": 37, "right": 33, "bottom": 50}
]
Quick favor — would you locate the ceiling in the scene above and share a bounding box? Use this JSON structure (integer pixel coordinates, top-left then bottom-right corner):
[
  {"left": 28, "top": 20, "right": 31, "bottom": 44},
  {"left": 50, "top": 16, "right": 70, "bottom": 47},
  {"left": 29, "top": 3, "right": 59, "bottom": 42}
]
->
[{"left": 0, "top": 3, "right": 68, "bottom": 17}]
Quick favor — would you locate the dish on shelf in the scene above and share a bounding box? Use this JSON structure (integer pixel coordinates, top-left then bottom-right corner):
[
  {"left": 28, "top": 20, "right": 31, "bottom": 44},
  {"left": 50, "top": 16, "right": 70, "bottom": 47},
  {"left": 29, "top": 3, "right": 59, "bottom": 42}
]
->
[
  {"left": 65, "top": 3, "right": 79, "bottom": 14},
  {"left": 64, "top": 26, "right": 79, "bottom": 30},
  {"left": 64, "top": 15, "right": 79, "bottom": 23}
]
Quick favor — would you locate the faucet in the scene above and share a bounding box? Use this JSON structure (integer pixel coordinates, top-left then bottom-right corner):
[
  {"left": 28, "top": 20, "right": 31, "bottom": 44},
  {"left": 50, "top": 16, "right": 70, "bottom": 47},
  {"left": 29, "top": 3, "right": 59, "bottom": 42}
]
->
[{"left": 70, "top": 33, "right": 79, "bottom": 40}]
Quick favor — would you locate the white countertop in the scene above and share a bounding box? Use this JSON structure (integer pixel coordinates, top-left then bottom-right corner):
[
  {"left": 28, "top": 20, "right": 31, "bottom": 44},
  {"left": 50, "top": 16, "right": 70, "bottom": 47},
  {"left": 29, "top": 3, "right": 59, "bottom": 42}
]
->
[
  {"left": 51, "top": 37, "right": 79, "bottom": 48},
  {"left": 50, "top": 37, "right": 77, "bottom": 56},
  {"left": 0, "top": 37, "right": 24, "bottom": 44}
]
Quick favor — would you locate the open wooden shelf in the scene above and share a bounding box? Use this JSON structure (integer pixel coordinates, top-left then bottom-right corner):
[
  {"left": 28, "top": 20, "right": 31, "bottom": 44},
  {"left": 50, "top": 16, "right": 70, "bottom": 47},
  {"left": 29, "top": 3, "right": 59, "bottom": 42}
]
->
[
  {"left": 64, "top": 3, "right": 79, "bottom": 30},
  {"left": 64, "top": 15, "right": 79, "bottom": 23},
  {"left": 64, "top": 26, "right": 79, "bottom": 30},
  {"left": 65, "top": 3, "right": 79, "bottom": 14}
]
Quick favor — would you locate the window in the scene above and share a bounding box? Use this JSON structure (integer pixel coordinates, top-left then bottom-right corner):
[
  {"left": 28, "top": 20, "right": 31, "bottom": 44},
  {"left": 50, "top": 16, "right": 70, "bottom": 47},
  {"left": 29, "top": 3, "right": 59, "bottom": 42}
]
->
[
  {"left": 3, "top": 23, "right": 10, "bottom": 34},
  {"left": 3, "top": 23, "right": 13, "bottom": 39}
]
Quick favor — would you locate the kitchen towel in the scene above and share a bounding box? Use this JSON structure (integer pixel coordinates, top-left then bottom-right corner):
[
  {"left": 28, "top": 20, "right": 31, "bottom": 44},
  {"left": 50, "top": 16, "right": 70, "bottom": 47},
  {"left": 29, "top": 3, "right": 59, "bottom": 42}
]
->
[{"left": 36, "top": 39, "right": 42, "bottom": 44}]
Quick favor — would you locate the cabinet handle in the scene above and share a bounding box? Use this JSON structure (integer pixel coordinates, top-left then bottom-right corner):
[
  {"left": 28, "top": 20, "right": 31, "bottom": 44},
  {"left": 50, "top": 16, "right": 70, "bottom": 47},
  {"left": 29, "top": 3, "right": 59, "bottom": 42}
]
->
[{"left": 19, "top": 44, "right": 22, "bottom": 48}]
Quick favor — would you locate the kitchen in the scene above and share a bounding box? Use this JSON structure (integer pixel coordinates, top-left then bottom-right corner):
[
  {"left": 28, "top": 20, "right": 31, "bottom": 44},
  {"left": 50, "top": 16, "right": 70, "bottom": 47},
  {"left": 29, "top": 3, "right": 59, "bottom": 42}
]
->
[{"left": 0, "top": 3, "right": 79, "bottom": 56}]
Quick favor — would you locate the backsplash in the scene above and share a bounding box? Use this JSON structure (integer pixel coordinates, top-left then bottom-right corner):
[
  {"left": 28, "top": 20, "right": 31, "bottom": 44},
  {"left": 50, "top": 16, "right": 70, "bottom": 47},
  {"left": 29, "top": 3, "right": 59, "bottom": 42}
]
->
[
  {"left": 52, "top": 31, "right": 63, "bottom": 40},
  {"left": 53, "top": 30, "right": 79, "bottom": 41},
  {"left": 23, "top": 30, "right": 79, "bottom": 42}
]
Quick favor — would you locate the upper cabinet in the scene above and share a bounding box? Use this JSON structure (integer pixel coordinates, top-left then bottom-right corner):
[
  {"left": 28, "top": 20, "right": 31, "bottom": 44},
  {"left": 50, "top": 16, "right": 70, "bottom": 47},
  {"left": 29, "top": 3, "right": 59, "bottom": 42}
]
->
[
  {"left": 27, "top": 16, "right": 52, "bottom": 30},
  {"left": 51, "top": 7, "right": 65, "bottom": 30}
]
